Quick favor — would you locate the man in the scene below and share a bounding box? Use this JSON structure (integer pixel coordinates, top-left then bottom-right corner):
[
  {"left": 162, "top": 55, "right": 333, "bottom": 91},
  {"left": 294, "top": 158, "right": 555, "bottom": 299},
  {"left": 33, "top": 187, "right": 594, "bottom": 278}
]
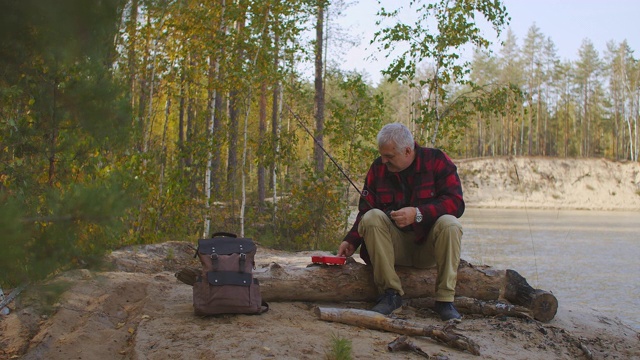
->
[{"left": 337, "top": 123, "right": 465, "bottom": 321}]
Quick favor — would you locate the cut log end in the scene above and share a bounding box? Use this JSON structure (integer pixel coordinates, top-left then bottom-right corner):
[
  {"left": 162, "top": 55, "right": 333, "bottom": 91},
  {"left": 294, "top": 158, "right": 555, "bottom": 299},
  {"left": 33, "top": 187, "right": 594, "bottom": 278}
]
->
[
  {"left": 529, "top": 290, "right": 558, "bottom": 323},
  {"left": 504, "top": 269, "right": 558, "bottom": 322}
]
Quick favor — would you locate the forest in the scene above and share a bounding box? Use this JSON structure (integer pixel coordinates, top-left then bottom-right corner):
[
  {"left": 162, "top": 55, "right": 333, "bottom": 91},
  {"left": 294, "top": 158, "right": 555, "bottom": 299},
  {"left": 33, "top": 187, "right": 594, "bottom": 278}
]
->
[{"left": 1, "top": 0, "right": 638, "bottom": 287}]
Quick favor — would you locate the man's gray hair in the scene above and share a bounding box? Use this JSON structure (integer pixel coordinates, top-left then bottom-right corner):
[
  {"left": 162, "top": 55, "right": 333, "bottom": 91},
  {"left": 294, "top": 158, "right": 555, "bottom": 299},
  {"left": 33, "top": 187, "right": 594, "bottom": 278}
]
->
[{"left": 377, "top": 123, "right": 414, "bottom": 152}]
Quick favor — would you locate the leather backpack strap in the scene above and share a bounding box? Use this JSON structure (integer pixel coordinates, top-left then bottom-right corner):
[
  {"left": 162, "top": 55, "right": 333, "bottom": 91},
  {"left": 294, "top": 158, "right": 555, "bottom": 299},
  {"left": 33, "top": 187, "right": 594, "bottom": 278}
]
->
[
  {"left": 211, "top": 231, "right": 237, "bottom": 238},
  {"left": 259, "top": 301, "right": 269, "bottom": 313}
]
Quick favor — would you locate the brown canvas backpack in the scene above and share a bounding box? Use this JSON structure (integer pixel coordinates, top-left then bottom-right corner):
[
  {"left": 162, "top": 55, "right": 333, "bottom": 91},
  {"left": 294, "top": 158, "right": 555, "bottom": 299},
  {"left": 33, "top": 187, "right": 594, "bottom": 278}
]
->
[{"left": 192, "top": 232, "right": 268, "bottom": 315}]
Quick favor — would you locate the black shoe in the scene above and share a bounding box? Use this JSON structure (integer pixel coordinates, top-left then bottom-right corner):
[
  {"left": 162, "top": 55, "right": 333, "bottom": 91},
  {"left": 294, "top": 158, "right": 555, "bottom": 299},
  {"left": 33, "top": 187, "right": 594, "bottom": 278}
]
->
[
  {"left": 371, "top": 289, "right": 403, "bottom": 315},
  {"left": 433, "top": 301, "right": 462, "bottom": 321}
]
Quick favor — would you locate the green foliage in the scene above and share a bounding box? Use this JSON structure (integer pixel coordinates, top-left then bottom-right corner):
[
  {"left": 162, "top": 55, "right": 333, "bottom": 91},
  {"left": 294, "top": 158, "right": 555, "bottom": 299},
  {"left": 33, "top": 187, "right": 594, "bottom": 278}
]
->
[
  {"left": 375, "top": 0, "right": 508, "bottom": 84},
  {"left": 266, "top": 166, "right": 348, "bottom": 251},
  {"left": 20, "top": 281, "right": 74, "bottom": 316},
  {"left": 470, "top": 83, "right": 525, "bottom": 118},
  {"left": 0, "top": 0, "right": 135, "bottom": 287},
  {"left": 325, "top": 71, "right": 385, "bottom": 176},
  {"left": 250, "top": 72, "right": 388, "bottom": 252},
  {"left": 120, "top": 145, "right": 212, "bottom": 244},
  {"left": 0, "top": 176, "right": 135, "bottom": 287},
  {"left": 1, "top": 0, "right": 636, "bottom": 290},
  {"left": 373, "top": 0, "right": 509, "bottom": 145},
  {"left": 325, "top": 332, "right": 352, "bottom": 360},
  {"left": 324, "top": 71, "right": 385, "bottom": 230}
]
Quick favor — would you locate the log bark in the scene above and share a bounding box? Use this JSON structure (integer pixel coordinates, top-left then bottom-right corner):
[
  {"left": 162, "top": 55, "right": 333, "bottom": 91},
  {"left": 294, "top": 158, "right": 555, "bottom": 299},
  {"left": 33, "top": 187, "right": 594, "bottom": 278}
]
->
[
  {"left": 387, "top": 336, "right": 430, "bottom": 358},
  {"left": 176, "top": 258, "right": 558, "bottom": 322},
  {"left": 0, "top": 284, "right": 27, "bottom": 313},
  {"left": 253, "top": 260, "right": 557, "bottom": 322},
  {"left": 314, "top": 307, "right": 480, "bottom": 356}
]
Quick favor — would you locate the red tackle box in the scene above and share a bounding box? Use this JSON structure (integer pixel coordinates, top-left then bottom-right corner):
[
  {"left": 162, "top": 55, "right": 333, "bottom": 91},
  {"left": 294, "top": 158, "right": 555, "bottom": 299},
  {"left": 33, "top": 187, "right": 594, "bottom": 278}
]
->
[{"left": 311, "top": 255, "right": 346, "bottom": 265}]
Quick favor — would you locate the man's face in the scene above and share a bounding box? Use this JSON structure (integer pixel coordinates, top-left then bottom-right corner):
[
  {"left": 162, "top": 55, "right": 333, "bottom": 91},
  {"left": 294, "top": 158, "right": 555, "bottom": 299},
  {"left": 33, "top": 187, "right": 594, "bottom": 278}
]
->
[{"left": 379, "top": 141, "right": 413, "bottom": 172}]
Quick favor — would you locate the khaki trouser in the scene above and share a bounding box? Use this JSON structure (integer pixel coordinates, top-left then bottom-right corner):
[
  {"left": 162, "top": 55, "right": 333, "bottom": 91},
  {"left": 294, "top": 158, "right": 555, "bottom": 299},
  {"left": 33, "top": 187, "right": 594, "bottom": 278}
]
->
[{"left": 358, "top": 209, "right": 462, "bottom": 302}]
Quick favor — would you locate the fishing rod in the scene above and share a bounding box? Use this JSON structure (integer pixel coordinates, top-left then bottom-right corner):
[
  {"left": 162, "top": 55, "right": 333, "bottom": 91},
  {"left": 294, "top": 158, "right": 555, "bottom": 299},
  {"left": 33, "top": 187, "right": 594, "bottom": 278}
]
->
[
  {"left": 284, "top": 103, "right": 370, "bottom": 202},
  {"left": 285, "top": 104, "right": 410, "bottom": 228}
]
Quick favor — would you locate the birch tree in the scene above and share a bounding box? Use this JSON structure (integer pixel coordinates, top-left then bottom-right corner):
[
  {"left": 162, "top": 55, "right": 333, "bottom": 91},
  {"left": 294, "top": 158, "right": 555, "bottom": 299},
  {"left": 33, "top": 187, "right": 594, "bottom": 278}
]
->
[
  {"left": 606, "top": 40, "right": 639, "bottom": 161},
  {"left": 204, "top": 0, "right": 227, "bottom": 238},
  {"left": 373, "top": 0, "right": 509, "bottom": 147}
]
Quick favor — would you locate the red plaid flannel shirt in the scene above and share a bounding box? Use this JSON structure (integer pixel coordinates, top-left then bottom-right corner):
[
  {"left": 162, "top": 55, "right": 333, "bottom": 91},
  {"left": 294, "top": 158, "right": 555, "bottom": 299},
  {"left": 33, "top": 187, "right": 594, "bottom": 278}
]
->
[{"left": 343, "top": 143, "right": 465, "bottom": 264}]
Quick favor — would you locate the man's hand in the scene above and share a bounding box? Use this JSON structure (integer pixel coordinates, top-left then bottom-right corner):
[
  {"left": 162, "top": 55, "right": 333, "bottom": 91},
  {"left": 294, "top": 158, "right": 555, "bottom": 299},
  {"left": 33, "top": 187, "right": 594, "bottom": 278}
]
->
[
  {"left": 337, "top": 241, "right": 355, "bottom": 258},
  {"left": 389, "top": 207, "right": 418, "bottom": 228}
]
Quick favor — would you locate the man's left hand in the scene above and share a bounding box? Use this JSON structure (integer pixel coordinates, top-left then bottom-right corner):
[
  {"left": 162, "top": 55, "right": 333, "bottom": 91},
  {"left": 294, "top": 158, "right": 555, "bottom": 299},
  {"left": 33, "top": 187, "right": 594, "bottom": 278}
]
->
[{"left": 389, "top": 207, "right": 418, "bottom": 228}]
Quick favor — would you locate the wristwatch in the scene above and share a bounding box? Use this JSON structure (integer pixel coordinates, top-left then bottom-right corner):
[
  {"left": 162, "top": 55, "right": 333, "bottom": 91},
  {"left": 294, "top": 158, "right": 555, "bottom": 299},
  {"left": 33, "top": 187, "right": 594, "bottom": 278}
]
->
[{"left": 415, "top": 207, "right": 423, "bottom": 223}]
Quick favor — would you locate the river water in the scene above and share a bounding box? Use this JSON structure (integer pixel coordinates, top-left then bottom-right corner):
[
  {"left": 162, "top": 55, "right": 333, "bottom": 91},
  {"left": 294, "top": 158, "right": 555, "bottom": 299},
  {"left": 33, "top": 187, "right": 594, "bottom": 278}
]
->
[{"left": 459, "top": 208, "right": 640, "bottom": 330}]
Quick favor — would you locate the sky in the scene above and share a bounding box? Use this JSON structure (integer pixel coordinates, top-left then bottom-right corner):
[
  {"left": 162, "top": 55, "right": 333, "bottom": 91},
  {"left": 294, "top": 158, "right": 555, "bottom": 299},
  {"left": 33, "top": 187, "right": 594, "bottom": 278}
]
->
[{"left": 337, "top": 0, "right": 640, "bottom": 84}]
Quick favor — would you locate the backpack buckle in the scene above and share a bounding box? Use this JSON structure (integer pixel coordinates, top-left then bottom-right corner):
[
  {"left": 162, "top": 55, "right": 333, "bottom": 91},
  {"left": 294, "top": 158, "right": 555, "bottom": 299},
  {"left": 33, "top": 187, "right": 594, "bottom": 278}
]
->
[
  {"left": 239, "top": 253, "right": 246, "bottom": 272},
  {"left": 210, "top": 253, "right": 219, "bottom": 270}
]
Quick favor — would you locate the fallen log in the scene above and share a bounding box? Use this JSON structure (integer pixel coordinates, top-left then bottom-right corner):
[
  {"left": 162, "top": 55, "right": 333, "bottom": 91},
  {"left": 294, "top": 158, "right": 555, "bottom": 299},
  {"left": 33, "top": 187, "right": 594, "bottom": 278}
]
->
[
  {"left": 256, "top": 260, "right": 557, "bottom": 322},
  {"left": 314, "top": 307, "right": 480, "bottom": 356},
  {"left": 176, "top": 258, "right": 558, "bottom": 322},
  {"left": 0, "top": 284, "right": 27, "bottom": 315},
  {"left": 406, "top": 296, "right": 534, "bottom": 320}
]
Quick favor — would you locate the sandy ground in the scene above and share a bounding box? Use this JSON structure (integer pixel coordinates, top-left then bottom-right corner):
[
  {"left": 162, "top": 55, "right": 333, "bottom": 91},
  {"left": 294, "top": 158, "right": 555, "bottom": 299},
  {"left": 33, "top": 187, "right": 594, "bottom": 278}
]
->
[{"left": 1, "top": 157, "right": 639, "bottom": 360}]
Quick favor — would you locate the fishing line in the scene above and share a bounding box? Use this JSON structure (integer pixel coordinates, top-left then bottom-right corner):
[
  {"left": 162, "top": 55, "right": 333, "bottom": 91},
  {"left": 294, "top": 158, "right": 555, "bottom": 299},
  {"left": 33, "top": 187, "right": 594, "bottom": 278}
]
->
[
  {"left": 513, "top": 163, "right": 540, "bottom": 287},
  {"left": 284, "top": 102, "right": 373, "bottom": 206}
]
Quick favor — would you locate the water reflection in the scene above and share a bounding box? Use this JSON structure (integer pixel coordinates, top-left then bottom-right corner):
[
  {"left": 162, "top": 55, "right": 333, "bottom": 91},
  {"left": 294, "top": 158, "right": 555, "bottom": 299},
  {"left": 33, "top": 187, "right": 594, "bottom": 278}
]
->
[{"left": 460, "top": 208, "right": 640, "bottom": 330}]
